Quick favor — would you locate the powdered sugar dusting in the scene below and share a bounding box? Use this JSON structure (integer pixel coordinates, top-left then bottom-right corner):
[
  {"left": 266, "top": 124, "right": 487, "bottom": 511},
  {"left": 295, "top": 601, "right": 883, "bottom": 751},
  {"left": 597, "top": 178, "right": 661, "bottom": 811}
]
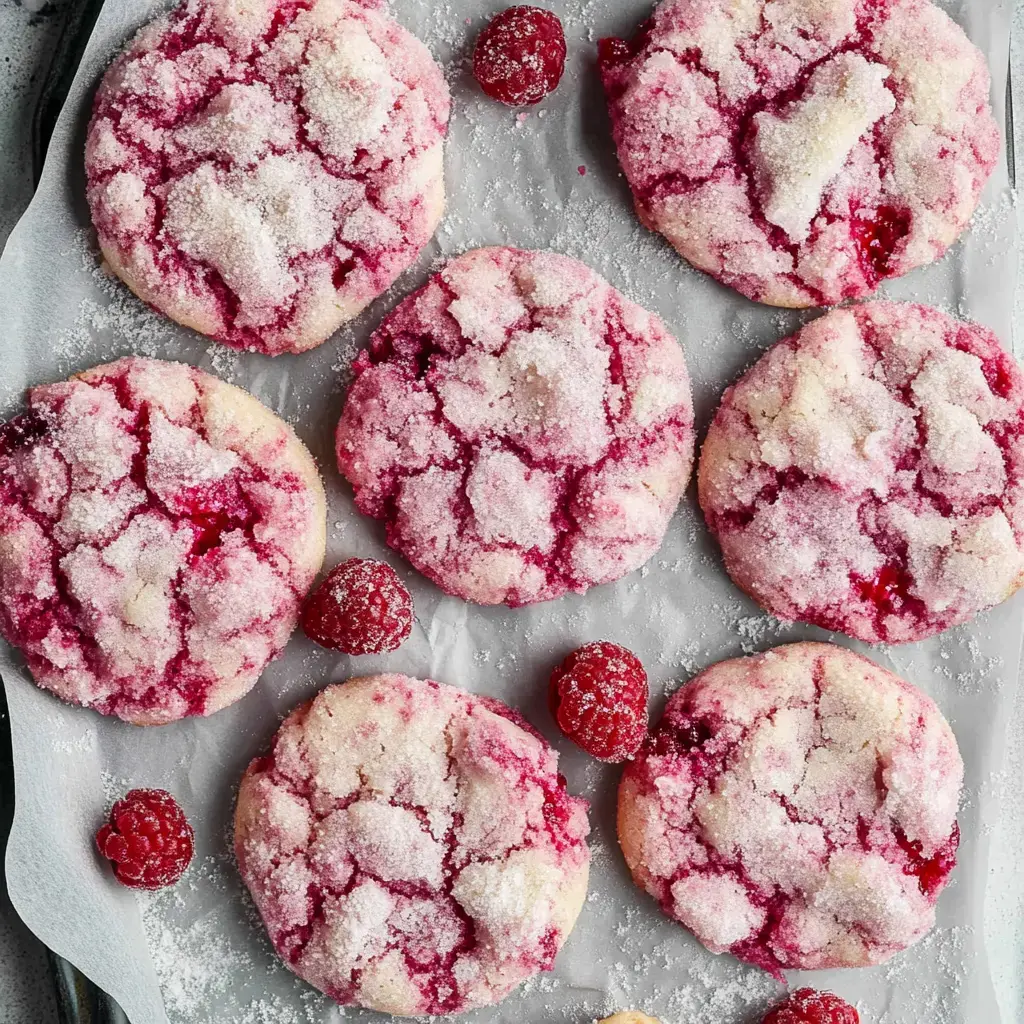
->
[{"left": 137, "top": 853, "right": 332, "bottom": 1024}]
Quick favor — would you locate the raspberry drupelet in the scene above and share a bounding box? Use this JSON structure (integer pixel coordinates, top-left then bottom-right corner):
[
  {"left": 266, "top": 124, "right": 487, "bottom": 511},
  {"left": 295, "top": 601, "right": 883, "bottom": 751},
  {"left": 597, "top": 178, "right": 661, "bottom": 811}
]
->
[
  {"left": 96, "top": 789, "right": 194, "bottom": 890},
  {"left": 549, "top": 642, "right": 648, "bottom": 762},
  {"left": 473, "top": 6, "right": 566, "bottom": 106}
]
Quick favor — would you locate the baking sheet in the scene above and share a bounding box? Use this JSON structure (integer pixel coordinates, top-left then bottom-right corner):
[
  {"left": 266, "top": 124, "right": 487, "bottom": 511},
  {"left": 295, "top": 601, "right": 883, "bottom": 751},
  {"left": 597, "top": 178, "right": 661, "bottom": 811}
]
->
[{"left": 1, "top": 1, "right": 1020, "bottom": 1022}]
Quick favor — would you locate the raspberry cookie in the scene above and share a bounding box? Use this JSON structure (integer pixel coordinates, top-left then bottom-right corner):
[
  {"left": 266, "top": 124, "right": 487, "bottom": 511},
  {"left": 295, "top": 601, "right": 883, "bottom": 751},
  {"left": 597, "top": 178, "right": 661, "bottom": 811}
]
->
[
  {"left": 336, "top": 246, "right": 695, "bottom": 606},
  {"left": 599, "top": 0, "right": 999, "bottom": 308},
  {"left": 0, "top": 357, "right": 326, "bottom": 724},
  {"left": 235, "top": 674, "right": 590, "bottom": 1015},
  {"left": 699, "top": 302, "right": 1024, "bottom": 644},
  {"left": 85, "top": 0, "right": 450, "bottom": 355},
  {"left": 619, "top": 642, "right": 962, "bottom": 976}
]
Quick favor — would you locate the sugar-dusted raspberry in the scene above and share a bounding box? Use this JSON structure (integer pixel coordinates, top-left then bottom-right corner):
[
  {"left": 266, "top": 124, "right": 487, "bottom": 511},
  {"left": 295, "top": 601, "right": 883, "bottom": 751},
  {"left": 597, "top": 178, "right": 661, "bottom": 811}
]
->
[
  {"left": 619, "top": 643, "right": 962, "bottom": 976},
  {"left": 762, "top": 989, "right": 860, "bottom": 1024},
  {"left": 599, "top": 0, "right": 999, "bottom": 307},
  {"left": 96, "top": 789, "right": 194, "bottom": 890},
  {"left": 550, "top": 642, "right": 648, "bottom": 762},
  {"left": 473, "top": 6, "right": 566, "bottom": 106},
  {"left": 301, "top": 558, "right": 413, "bottom": 654}
]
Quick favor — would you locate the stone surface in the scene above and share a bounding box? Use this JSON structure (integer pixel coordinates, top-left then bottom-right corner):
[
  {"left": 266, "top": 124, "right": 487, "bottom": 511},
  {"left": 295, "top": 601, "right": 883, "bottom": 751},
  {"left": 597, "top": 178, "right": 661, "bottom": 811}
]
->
[{"left": 1, "top": 3, "right": 72, "bottom": 1019}]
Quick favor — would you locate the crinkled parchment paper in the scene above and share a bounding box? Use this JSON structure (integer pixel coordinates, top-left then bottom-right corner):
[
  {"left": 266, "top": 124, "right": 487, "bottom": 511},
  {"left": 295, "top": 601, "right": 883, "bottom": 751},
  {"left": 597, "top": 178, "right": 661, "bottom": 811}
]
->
[{"left": 0, "top": 0, "right": 1020, "bottom": 1021}]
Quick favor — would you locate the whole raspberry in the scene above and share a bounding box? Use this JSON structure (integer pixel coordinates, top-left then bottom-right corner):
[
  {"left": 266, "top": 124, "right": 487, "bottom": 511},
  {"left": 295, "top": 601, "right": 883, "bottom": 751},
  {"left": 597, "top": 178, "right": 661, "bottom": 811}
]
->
[
  {"left": 473, "top": 6, "right": 566, "bottom": 106},
  {"left": 301, "top": 558, "right": 413, "bottom": 655},
  {"left": 762, "top": 989, "right": 860, "bottom": 1024},
  {"left": 96, "top": 789, "right": 194, "bottom": 890},
  {"left": 549, "top": 642, "right": 648, "bottom": 761}
]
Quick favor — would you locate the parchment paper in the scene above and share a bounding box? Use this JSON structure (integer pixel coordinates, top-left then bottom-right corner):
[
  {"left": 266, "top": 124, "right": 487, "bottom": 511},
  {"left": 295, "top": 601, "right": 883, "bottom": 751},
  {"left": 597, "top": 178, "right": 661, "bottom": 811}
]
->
[{"left": 1, "top": 1, "right": 1020, "bottom": 1022}]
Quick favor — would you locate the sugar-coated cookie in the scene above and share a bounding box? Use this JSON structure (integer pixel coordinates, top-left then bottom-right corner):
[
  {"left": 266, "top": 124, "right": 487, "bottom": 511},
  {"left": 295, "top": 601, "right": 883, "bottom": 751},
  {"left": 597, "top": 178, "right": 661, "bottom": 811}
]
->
[
  {"left": 336, "top": 246, "right": 695, "bottom": 606},
  {"left": 699, "top": 302, "right": 1024, "bottom": 644},
  {"left": 86, "top": 0, "right": 450, "bottom": 355},
  {"left": 0, "top": 357, "right": 325, "bottom": 724},
  {"left": 599, "top": 0, "right": 999, "bottom": 307},
  {"left": 235, "top": 674, "right": 590, "bottom": 1015},
  {"left": 618, "top": 643, "right": 962, "bottom": 976}
]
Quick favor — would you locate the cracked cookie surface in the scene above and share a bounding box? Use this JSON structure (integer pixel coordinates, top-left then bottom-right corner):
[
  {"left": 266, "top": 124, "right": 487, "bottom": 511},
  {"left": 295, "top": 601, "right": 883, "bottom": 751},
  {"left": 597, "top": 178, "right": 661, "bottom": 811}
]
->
[
  {"left": 235, "top": 674, "right": 591, "bottom": 1015},
  {"left": 335, "top": 246, "right": 696, "bottom": 606},
  {"left": 0, "top": 356, "right": 325, "bottom": 724},
  {"left": 618, "top": 642, "right": 962, "bottom": 976},
  {"left": 599, "top": 0, "right": 999, "bottom": 307},
  {"left": 699, "top": 302, "right": 1024, "bottom": 644},
  {"left": 86, "top": 0, "right": 450, "bottom": 354}
]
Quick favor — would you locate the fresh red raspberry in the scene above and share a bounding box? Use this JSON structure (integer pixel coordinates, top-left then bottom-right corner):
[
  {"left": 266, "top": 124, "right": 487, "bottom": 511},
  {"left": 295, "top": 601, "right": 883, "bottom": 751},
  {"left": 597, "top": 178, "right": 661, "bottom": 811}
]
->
[
  {"left": 96, "top": 789, "right": 194, "bottom": 890},
  {"left": 301, "top": 558, "right": 413, "bottom": 655},
  {"left": 549, "top": 641, "right": 648, "bottom": 761},
  {"left": 762, "top": 989, "right": 860, "bottom": 1024},
  {"left": 473, "top": 6, "right": 566, "bottom": 106}
]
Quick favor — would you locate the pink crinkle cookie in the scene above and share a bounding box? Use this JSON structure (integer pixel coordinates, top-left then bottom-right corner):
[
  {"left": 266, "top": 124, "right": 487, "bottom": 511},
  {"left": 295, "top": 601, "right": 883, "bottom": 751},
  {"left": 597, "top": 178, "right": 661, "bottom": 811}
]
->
[
  {"left": 618, "top": 642, "right": 962, "bottom": 976},
  {"left": 699, "top": 302, "right": 1024, "bottom": 644},
  {"left": 598, "top": 0, "right": 999, "bottom": 308},
  {"left": 335, "top": 246, "right": 696, "bottom": 606},
  {"left": 0, "top": 357, "right": 326, "bottom": 725},
  {"left": 85, "top": 0, "right": 450, "bottom": 355},
  {"left": 235, "top": 674, "right": 590, "bottom": 1015}
]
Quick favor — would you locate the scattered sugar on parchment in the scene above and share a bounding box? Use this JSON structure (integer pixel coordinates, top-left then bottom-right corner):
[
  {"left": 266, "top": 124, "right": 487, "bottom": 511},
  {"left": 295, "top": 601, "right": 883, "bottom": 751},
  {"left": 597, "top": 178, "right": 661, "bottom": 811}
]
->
[
  {"left": 137, "top": 854, "right": 331, "bottom": 1024},
  {"left": 141, "top": 888, "right": 242, "bottom": 1021},
  {"left": 4, "top": 1, "right": 1015, "bottom": 1020},
  {"left": 48, "top": 717, "right": 97, "bottom": 755},
  {"left": 730, "top": 614, "right": 789, "bottom": 653},
  {"left": 99, "top": 770, "right": 132, "bottom": 805}
]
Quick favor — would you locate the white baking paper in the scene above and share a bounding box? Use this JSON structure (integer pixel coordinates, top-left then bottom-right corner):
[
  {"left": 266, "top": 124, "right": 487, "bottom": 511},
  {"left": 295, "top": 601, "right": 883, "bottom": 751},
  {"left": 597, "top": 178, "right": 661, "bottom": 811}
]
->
[{"left": 1, "top": 1, "right": 1020, "bottom": 1022}]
